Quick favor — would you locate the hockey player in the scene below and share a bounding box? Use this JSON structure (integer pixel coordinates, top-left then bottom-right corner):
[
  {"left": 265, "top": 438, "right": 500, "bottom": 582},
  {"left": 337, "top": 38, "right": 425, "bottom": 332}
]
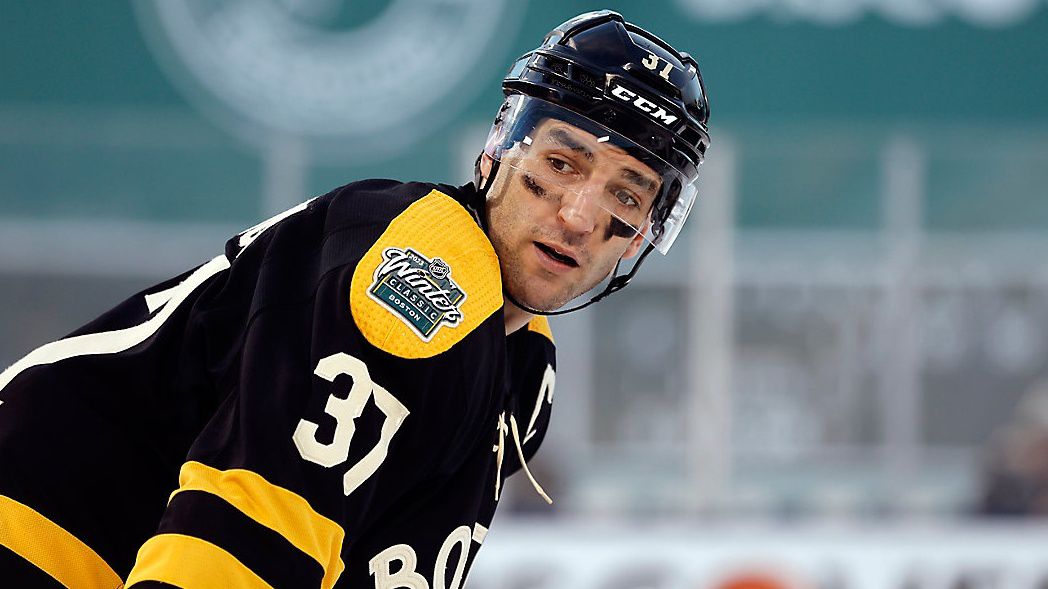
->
[{"left": 0, "top": 10, "right": 709, "bottom": 589}]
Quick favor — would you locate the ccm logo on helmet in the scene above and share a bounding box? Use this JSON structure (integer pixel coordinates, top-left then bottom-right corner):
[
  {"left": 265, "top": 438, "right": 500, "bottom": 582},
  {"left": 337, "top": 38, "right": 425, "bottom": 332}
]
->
[{"left": 609, "top": 84, "right": 678, "bottom": 126}]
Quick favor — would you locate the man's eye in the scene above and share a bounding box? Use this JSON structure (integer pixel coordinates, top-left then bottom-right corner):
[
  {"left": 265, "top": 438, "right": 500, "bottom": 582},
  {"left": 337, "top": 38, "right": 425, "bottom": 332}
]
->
[
  {"left": 614, "top": 190, "right": 639, "bottom": 208},
  {"left": 547, "top": 157, "right": 575, "bottom": 175}
]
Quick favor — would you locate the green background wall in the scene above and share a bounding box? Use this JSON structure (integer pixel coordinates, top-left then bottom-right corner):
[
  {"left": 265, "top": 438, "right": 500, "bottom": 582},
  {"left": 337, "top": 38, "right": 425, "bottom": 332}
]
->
[{"left": 3, "top": 1, "right": 1046, "bottom": 228}]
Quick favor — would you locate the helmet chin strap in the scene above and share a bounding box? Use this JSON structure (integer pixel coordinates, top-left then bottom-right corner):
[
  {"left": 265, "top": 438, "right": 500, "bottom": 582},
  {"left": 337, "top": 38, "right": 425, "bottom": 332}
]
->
[{"left": 475, "top": 154, "right": 657, "bottom": 317}]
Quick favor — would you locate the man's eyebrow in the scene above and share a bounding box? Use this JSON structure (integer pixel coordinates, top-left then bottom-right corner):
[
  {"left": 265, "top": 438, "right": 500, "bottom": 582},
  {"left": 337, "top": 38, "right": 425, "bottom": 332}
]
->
[
  {"left": 622, "top": 168, "right": 659, "bottom": 194},
  {"left": 547, "top": 127, "right": 594, "bottom": 162},
  {"left": 547, "top": 126, "right": 658, "bottom": 193}
]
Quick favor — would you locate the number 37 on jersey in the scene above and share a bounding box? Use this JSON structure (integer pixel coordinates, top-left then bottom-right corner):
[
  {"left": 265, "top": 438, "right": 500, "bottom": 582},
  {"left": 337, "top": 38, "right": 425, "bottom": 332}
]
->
[{"left": 292, "top": 352, "right": 410, "bottom": 496}]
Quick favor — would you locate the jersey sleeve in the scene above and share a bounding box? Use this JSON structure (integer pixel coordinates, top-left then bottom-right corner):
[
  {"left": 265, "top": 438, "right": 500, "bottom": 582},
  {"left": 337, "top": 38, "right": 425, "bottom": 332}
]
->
[{"left": 124, "top": 186, "right": 505, "bottom": 589}]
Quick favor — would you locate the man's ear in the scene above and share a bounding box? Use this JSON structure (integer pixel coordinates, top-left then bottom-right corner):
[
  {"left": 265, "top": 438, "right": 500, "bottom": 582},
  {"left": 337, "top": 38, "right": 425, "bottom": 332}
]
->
[
  {"left": 479, "top": 153, "right": 495, "bottom": 188},
  {"left": 622, "top": 232, "right": 646, "bottom": 259},
  {"left": 622, "top": 218, "right": 652, "bottom": 259}
]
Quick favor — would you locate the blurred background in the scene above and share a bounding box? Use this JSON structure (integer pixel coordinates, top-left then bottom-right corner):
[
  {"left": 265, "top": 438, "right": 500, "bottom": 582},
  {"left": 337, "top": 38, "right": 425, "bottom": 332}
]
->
[{"left": 4, "top": 0, "right": 1048, "bottom": 587}]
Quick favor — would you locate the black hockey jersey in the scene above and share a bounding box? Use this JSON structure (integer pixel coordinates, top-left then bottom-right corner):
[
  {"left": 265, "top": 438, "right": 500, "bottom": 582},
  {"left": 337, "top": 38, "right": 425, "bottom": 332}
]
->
[{"left": 0, "top": 180, "right": 556, "bottom": 588}]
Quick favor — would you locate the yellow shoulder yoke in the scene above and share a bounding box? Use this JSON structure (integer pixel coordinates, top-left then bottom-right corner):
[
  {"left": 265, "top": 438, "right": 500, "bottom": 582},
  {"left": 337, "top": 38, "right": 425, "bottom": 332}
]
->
[{"left": 350, "top": 190, "right": 502, "bottom": 358}]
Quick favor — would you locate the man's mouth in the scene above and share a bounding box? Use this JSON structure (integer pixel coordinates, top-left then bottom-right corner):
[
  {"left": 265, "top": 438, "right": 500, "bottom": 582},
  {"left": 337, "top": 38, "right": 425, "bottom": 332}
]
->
[{"left": 534, "top": 242, "right": 579, "bottom": 267}]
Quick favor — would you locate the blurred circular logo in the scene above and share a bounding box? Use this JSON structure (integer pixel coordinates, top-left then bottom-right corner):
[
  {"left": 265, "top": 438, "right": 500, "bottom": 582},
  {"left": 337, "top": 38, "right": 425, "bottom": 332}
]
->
[{"left": 134, "top": 0, "right": 520, "bottom": 162}]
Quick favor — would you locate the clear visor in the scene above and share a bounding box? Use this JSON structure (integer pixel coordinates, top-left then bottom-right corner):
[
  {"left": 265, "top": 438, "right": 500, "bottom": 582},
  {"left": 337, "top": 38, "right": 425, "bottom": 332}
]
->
[{"left": 483, "top": 95, "right": 698, "bottom": 254}]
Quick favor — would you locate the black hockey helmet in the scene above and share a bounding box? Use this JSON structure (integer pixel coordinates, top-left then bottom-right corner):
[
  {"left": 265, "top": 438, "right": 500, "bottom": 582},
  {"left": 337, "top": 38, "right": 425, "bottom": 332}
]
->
[{"left": 480, "top": 9, "right": 711, "bottom": 255}]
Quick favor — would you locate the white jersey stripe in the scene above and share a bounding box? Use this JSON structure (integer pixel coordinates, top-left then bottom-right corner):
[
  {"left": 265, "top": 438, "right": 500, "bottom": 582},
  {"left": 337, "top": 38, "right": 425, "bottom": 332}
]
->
[{"left": 0, "top": 254, "right": 230, "bottom": 395}]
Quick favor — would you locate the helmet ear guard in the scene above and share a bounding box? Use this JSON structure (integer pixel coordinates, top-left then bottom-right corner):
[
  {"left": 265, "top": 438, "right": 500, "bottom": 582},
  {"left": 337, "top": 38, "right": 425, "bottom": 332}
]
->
[
  {"left": 652, "top": 177, "right": 682, "bottom": 239},
  {"left": 474, "top": 97, "right": 525, "bottom": 191}
]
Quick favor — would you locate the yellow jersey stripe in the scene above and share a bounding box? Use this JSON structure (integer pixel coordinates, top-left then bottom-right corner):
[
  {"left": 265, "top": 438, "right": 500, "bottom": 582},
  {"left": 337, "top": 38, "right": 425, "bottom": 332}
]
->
[
  {"left": 0, "top": 494, "right": 122, "bottom": 589},
  {"left": 169, "top": 461, "right": 346, "bottom": 589},
  {"left": 126, "top": 533, "right": 270, "bottom": 589}
]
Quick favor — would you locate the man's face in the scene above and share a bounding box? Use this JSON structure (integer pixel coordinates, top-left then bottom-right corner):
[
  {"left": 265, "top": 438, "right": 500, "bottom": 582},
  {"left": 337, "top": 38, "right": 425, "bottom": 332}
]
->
[{"left": 483, "top": 118, "right": 661, "bottom": 312}]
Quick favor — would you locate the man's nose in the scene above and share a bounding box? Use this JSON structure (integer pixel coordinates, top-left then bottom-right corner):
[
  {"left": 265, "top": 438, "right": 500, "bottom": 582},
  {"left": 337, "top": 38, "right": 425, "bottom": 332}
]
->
[{"left": 557, "top": 185, "right": 600, "bottom": 234}]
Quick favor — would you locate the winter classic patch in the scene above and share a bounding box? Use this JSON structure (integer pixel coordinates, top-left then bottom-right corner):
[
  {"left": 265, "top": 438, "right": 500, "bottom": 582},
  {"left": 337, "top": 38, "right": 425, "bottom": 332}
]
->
[{"left": 367, "top": 247, "right": 466, "bottom": 341}]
